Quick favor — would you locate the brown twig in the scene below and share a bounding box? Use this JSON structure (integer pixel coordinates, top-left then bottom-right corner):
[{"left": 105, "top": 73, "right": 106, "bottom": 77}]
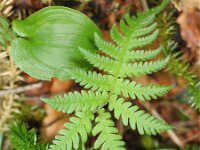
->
[
  {"left": 141, "top": 0, "right": 149, "bottom": 10},
  {"left": 0, "top": 82, "right": 42, "bottom": 97},
  {"left": 143, "top": 102, "right": 185, "bottom": 148}
]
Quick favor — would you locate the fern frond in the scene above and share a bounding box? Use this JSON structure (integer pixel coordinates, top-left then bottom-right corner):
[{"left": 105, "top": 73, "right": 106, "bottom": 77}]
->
[
  {"left": 92, "top": 109, "right": 125, "bottom": 150},
  {"left": 124, "top": 13, "right": 155, "bottom": 29},
  {"left": 94, "top": 32, "right": 121, "bottom": 60},
  {"left": 119, "top": 56, "right": 170, "bottom": 77},
  {"left": 43, "top": 2, "right": 172, "bottom": 149},
  {"left": 137, "top": 0, "right": 170, "bottom": 18},
  {"left": 110, "top": 24, "right": 127, "bottom": 45},
  {"left": 111, "top": 24, "right": 159, "bottom": 48},
  {"left": 126, "top": 45, "right": 163, "bottom": 61},
  {"left": 120, "top": 20, "right": 158, "bottom": 38},
  {"left": 70, "top": 0, "right": 171, "bottom": 102},
  {"left": 130, "top": 22, "right": 158, "bottom": 38},
  {"left": 49, "top": 111, "right": 93, "bottom": 150},
  {"left": 109, "top": 97, "right": 172, "bottom": 135},
  {"left": 69, "top": 68, "right": 171, "bottom": 100},
  {"left": 128, "top": 29, "right": 159, "bottom": 49},
  {"left": 68, "top": 69, "right": 114, "bottom": 91},
  {"left": 123, "top": 0, "right": 170, "bottom": 30},
  {"left": 114, "top": 80, "right": 171, "bottom": 100},
  {"left": 80, "top": 47, "right": 118, "bottom": 75},
  {"left": 42, "top": 91, "right": 109, "bottom": 113}
]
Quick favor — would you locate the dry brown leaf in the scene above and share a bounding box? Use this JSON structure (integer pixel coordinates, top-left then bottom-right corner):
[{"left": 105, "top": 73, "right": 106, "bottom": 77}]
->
[
  {"left": 50, "top": 78, "right": 75, "bottom": 95},
  {"left": 41, "top": 78, "right": 75, "bottom": 140},
  {"left": 172, "top": 0, "right": 200, "bottom": 10},
  {"left": 177, "top": 8, "right": 200, "bottom": 48},
  {"left": 40, "top": 105, "right": 69, "bottom": 140}
]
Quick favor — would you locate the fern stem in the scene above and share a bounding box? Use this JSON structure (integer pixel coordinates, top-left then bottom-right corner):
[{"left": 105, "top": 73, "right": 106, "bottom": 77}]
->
[{"left": 107, "top": 30, "right": 133, "bottom": 100}]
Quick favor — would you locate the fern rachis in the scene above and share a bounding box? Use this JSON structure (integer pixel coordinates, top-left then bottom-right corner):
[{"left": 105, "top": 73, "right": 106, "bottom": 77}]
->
[{"left": 43, "top": 0, "right": 172, "bottom": 149}]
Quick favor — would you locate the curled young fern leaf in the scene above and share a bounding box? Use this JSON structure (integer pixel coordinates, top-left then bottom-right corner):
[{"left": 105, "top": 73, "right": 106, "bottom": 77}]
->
[
  {"left": 92, "top": 109, "right": 125, "bottom": 150},
  {"left": 49, "top": 111, "right": 93, "bottom": 150}
]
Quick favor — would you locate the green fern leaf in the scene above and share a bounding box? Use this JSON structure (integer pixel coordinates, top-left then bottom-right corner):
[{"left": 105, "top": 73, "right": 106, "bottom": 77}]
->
[
  {"left": 120, "top": 19, "right": 158, "bottom": 38},
  {"left": 130, "top": 22, "right": 158, "bottom": 38},
  {"left": 126, "top": 45, "right": 163, "bottom": 61},
  {"left": 109, "top": 97, "right": 172, "bottom": 135},
  {"left": 128, "top": 29, "right": 159, "bottom": 49},
  {"left": 80, "top": 47, "right": 169, "bottom": 77},
  {"left": 68, "top": 69, "right": 114, "bottom": 91},
  {"left": 110, "top": 24, "right": 126, "bottom": 45},
  {"left": 68, "top": 69, "right": 171, "bottom": 101},
  {"left": 137, "top": 0, "right": 170, "bottom": 18},
  {"left": 42, "top": 91, "right": 109, "bottom": 113},
  {"left": 124, "top": 14, "right": 155, "bottom": 29},
  {"left": 94, "top": 33, "right": 121, "bottom": 60},
  {"left": 114, "top": 80, "right": 171, "bottom": 100},
  {"left": 119, "top": 56, "right": 170, "bottom": 77},
  {"left": 79, "top": 47, "right": 117, "bottom": 75},
  {"left": 92, "top": 109, "right": 125, "bottom": 150},
  {"left": 49, "top": 111, "right": 93, "bottom": 150}
]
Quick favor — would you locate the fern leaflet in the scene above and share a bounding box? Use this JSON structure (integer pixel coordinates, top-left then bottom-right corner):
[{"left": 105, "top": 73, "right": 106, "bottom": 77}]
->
[
  {"left": 49, "top": 111, "right": 93, "bottom": 150},
  {"left": 109, "top": 96, "right": 172, "bottom": 135},
  {"left": 42, "top": 91, "right": 108, "bottom": 113},
  {"left": 92, "top": 109, "right": 125, "bottom": 150}
]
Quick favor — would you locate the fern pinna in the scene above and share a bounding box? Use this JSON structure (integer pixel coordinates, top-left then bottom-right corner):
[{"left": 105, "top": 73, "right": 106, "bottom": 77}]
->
[{"left": 43, "top": 0, "right": 172, "bottom": 149}]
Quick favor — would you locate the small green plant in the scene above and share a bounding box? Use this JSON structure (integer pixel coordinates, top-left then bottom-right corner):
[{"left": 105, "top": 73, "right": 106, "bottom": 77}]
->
[
  {"left": 11, "top": 6, "right": 101, "bottom": 80},
  {"left": 41, "top": 0, "right": 172, "bottom": 149},
  {"left": 157, "top": 10, "right": 200, "bottom": 111},
  {"left": 0, "top": 16, "right": 15, "bottom": 48},
  {"left": 9, "top": 121, "right": 46, "bottom": 150}
]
